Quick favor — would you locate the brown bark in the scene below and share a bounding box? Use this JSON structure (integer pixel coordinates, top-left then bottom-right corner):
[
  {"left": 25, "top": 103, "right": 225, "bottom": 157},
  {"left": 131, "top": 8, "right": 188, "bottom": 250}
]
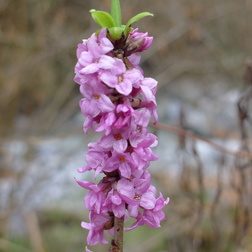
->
[{"left": 110, "top": 216, "right": 124, "bottom": 252}]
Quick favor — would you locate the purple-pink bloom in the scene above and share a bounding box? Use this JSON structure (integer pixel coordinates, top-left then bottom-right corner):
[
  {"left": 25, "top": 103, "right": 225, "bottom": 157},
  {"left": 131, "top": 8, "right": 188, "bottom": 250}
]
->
[
  {"left": 81, "top": 212, "right": 111, "bottom": 245},
  {"left": 103, "top": 151, "right": 135, "bottom": 178},
  {"left": 75, "top": 28, "right": 114, "bottom": 80},
  {"left": 127, "top": 193, "right": 169, "bottom": 229},
  {"left": 141, "top": 194, "right": 169, "bottom": 228},
  {"left": 113, "top": 103, "right": 135, "bottom": 129},
  {"left": 83, "top": 142, "right": 109, "bottom": 176},
  {"left": 125, "top": 28, "right": 153, "bottom": 55},
  {"left": 95, "top": 111, "right": 117, "bottom": 135},
  {"left": 105, "top": 190, "right": 127, "bottom": 218},
  {"left": 79, "top": 94, "right": 115, "bottom": 118},
  {"left": 127, "top": 184, "right": 156, "bottom": 217},
  {"left": 100, "top": 62, "right": 143, "bottom": 96},
  {"left": 97, "top": 127, "right": 130, "bottom": 151},
  {"left": 74, "top": 25, "right": 168, "bottom": 248}
]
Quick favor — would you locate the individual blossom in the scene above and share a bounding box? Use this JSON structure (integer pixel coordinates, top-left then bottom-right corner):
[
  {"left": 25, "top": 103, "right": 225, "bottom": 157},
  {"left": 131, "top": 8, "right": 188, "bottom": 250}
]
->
[
  {"left": 141, "top": 194, "right": 170, "bottom": 228},
  {"left": 81, "top": 212, "right": 112, "bottom": 245},
  {"left": 75, "top": 29, "right": 115, "bottom": 76},
  {"left": 99, "top": 60, "right": 143, "bottom": 96},
  {"left": 97, "top": 127, "right": 130, "bottom": 151},
  {"left": 102, "top": 146, "right": 135, "bottom": 178},
  {"left": 124, "top": 28, "right": 153, "bottom": 56}
]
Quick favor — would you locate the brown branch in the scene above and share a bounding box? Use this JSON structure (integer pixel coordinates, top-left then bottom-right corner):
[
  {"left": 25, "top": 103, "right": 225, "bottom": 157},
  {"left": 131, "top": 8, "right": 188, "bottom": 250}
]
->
[
  {"left": 154, "top": 122, "right": 252, "bottom": 161},
  {"left": 110, "top": 216, "right": 124, "bottom": 252},
  {"left": 24, "top": 211, "right": 46, "bottom": 252}
]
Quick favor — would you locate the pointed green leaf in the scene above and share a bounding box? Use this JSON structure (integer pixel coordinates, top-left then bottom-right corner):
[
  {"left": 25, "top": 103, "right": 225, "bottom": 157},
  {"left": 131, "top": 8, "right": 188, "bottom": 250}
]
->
[
  {"left": 90, "top": 9, "right": 116, "bottom": 28},
  {"left": 110, "top": 0, "right": 122, "bottom": 27},
  {"left": 126, "top": 12, "right": 153, "bottom": 28}
]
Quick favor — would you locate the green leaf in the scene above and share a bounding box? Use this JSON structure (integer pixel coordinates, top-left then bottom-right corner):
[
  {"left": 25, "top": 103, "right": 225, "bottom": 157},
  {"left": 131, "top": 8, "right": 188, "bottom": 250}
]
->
[
  {"left": 110, "top": 0, "right": 122, "bottom": 27},
  {"left": 90, "top": 9, "right": 116, "bottom": 28},
  {"left": 125, "top": 12, "right": 153, "bottom": 28},
  {"left": 108, "top": 27, "right": 124, "bottom": 39}
]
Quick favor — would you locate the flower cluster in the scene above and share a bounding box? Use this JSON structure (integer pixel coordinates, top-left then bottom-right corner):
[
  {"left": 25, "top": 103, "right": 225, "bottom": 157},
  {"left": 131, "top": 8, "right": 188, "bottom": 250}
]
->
[{"left": 74, "top": 28, "right": 169, "bottom": 247}]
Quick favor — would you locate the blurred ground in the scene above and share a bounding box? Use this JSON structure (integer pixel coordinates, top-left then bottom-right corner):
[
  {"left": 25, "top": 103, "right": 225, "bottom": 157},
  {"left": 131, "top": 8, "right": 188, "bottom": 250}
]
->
[{"left": 0, "top": 0, "right": 252, "bottom": 252}]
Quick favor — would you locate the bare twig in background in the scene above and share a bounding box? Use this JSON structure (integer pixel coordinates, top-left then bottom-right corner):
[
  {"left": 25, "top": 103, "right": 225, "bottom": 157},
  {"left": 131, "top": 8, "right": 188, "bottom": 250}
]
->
[
  {"left": 176, "top": 107, "right": 205, "bottom": 251},
  {"left": 192, "top": 141, "right": 205, "bottom": 223},
  {"left": 210, "top": 153, "right": 225, "bottom": 251},
  {"left": 154, "top": 122, "right": 252, "bottom": 161},
  {"left": 25, "top": 211, "right": 46, "bottom": 252},
  {"left": 231, "top": 61, "right": 252, "bottom": 249}
]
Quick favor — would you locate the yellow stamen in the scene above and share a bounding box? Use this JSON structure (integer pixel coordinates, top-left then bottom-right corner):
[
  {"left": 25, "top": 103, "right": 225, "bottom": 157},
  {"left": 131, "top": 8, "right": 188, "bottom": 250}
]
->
[
  {"left": 120, "top": 156, "right": 125, "bottom": 162},
  {"left": 115, "top": 134, "right": 122, "bottom": 140},
  {"left": 134, "top": 195, "right": 141, "bottom": 200},
  {"left": 118, "top": 76, "right": 123, "bottom": 83},
  {"left": 94, "top": 94, "right": 100, "bottom": 99}
]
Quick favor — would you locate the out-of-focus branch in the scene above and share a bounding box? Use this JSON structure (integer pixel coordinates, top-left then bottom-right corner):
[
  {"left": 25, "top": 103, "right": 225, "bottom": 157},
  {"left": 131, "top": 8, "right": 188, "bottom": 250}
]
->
[
  {"left": 25, "top": 211, "right": 46, "bottom": 252},
  {"left": 154, "top": 122, "right": 252, "bottom": 161}
]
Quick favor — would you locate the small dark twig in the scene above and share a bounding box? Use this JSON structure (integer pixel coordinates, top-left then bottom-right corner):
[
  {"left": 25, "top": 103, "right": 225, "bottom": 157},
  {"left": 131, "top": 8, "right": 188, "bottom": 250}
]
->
[
  {"left": 211, "top": 153, "right": 225, "bottom": 251},
  {"left": 230, "top": 61, "right": 252, "bottom": 250}
]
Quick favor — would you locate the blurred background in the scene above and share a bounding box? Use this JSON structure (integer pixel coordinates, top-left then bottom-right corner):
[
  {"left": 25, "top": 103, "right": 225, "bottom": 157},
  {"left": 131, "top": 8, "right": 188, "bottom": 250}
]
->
[{"left": 1, "top": 0, "right": 252, "bottom": 251}]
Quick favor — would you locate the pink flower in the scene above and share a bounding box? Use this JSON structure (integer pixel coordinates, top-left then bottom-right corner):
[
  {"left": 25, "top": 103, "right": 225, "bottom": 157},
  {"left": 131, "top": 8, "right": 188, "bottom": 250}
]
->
[
  {"left": 74, "top": 26, "right": 168, "bottom": 248},
  {"left": 141, "top": 194, "right": 169, "bottom": 228},
  {"left": 127, "top": 193, "right": 169, "bottom": 230},
  {"left": 95, "top": 111, "right": 117, "bottom": 135},
  {"left": 128, "top": 185, "right": 156, "bottom": 218},
  {"left": 103, "top": 150, "right": 135, "bottom": 178},
  {"left": 74, "top": 29, "right": 114, "bottom": 83},
  {"left": 79, "top": 94, "right": 115, "bottom": 118},
  {"left": 84, "top": 142, "right": 109, "bottom": 176},
  {"left": 100, "top": 62, "right": 143, "bottom": 96},
  {"left": 125, "top": 28, "right": 153, "bottom": 56},
  {"left": 116, "top": 178, "right": 138, "bottom": 205},
  {"left": 76, "top": 177, "right": 116, "bottom": 214},
  {"left": 81, "top": 212, "right": 111, "bottom": 245},
  {"left": 113, "top": 103, "right": 135, "bottom": 129},
  {"left": 97, "top": 127, "right": 130, "bottom": 151}
]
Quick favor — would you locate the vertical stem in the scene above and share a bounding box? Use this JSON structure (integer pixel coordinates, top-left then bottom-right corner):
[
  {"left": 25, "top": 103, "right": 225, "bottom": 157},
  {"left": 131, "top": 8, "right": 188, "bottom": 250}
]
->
[{"left": 111, "top": 216, "right": 124, "bottom": 252}]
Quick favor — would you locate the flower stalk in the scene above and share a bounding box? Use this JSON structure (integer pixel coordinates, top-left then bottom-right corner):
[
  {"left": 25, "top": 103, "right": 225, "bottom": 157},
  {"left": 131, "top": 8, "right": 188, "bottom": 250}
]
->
[{"left": 111, "top": 216, "right": 124, "bottom": 252}]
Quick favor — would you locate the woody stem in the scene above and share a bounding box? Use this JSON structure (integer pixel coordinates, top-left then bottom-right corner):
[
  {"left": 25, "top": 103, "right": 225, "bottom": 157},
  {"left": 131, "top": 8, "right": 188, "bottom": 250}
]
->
[{"left": 111, "top": 216, "right": 124, "bottom": 252}]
